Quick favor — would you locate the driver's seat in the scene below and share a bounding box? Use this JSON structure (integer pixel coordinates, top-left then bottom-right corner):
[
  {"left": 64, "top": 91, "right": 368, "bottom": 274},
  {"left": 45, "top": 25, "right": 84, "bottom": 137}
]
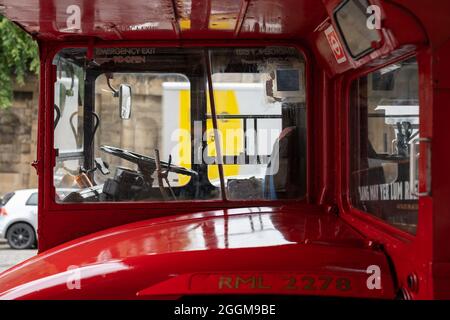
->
[{"left": 263, "top": 126, "right": 300, "bottom": 199}]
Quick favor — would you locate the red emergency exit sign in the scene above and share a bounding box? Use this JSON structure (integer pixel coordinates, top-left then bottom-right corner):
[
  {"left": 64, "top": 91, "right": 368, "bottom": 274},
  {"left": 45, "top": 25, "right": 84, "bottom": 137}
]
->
[{"left": 325, "top": 25, "right": 347, "bottom": 64}]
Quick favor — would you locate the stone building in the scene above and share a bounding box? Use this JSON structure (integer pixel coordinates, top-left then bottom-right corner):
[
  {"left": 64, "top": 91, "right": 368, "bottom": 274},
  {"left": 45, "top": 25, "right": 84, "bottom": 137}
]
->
[{"left": 0, "top": 76, "right": 39, "bottom": 195}]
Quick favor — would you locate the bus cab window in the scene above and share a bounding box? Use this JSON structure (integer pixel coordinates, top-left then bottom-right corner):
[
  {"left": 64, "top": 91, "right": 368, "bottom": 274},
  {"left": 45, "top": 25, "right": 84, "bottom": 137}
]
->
[
  {"left": 53, "top": 50, "right": 85, "bottom": 194},
  {"left": 208, "top": 48, "right": 307, "bottom": 200},
  {"left": 350, "top": 57, "right": 419, "bottom": 234},
  {"left": 52, "top": 47, "right": 306, "bottom": 203}
]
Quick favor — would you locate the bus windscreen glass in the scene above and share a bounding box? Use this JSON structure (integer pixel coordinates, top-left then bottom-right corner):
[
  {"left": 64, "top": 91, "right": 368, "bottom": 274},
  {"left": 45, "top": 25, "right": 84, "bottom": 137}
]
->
[{"left": 52, "top": 47, "right": 307, "bottom": 203}]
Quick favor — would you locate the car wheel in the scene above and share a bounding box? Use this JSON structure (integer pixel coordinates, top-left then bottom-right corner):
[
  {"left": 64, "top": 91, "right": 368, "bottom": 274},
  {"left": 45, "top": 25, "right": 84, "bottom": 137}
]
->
[{"left": 6, "top": 223, "right": 36, "bottom": 250}]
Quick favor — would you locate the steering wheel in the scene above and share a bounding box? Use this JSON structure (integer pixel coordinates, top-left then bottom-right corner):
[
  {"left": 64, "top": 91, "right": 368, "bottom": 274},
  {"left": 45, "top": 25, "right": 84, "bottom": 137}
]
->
[{"left": 100, "top": 145, "right": 197, "bottom": 177}]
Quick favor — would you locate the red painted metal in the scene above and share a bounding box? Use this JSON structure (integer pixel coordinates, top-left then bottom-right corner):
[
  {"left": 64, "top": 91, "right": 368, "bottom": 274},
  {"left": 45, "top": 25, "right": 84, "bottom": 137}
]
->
[
  {"left": 0, "top": 207, "right": 396, "bottom": 299},
  {"left": 0, "top": 0, "right": 448, "bottom": 299},
  {"left": 0, "top": 0, "right": 327, "bottom": 41}
]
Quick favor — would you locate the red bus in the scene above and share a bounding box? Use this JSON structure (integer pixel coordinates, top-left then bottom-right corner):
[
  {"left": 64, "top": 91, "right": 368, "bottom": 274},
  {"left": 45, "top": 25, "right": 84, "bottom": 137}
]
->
[{"left": 0, "top": 0, "right": 448, "bottom": 300}]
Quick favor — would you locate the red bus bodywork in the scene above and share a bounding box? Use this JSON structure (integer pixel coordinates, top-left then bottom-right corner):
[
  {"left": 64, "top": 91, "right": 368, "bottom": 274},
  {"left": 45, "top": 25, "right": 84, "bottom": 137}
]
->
[{"left": 0, "top": 0, "right": 449, "bottom": 299}]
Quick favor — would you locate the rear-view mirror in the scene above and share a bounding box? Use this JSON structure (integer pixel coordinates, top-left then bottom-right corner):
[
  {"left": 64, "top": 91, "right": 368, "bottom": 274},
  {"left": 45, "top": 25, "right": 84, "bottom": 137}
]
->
[{"left": 119, "top": 84, "right": 132, "bottom": 119}]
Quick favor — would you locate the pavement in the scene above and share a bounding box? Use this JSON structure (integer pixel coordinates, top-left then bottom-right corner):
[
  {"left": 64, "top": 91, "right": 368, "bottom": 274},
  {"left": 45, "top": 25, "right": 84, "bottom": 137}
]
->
[{"left": 0, "top": 239, "right": 37, "bottom": 273}]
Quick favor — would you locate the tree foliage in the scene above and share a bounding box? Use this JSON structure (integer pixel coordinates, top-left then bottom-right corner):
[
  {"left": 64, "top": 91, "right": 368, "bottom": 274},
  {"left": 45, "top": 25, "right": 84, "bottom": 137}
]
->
[{"left": 0, "top": 15, "right": 39, "bottom": 108}]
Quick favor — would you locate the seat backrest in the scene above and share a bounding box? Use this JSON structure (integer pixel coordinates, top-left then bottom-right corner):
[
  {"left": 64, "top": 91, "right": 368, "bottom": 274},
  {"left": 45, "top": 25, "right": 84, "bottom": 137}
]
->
[{"left": 263, "top": 126, "right": 298, "bottom": 199}]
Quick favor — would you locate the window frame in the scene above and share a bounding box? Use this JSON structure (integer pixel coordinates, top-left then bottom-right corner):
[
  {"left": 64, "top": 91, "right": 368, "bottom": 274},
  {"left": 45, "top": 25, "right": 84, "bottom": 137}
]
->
[
  {"left": 53, "top": 53, "right": 86, "bottom": 156},
  {"left": 341, "top": 51, "right": 419, "bottom": 241},
  {"left": 26, "top": 193, "right": 38, "bottom": 206},
  {"left": 1, "top": 192, "right": 15, "bottom": 206},
  {"left": 347, "top": 56, "right": 420, "bottom": 234},
  {"left": 44, "top": 42, "right": 312, "bottom": 212}
]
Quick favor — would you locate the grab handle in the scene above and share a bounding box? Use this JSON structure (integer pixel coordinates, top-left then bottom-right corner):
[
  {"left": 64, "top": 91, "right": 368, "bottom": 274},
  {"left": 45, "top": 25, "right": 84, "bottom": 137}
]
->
[{"left": 410, "top": 137, "right": 431, "bottom": 197}]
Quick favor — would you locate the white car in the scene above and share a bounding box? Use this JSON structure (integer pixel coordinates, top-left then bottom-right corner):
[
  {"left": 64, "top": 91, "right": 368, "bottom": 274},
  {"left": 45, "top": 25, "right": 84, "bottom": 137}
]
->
[{"left": 0, "top": 189, "right": 38, "bottom": 249}]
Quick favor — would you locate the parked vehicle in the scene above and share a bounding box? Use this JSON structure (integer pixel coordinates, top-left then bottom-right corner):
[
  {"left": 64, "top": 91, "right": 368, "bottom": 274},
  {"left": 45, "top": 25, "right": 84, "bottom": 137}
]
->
[{"left": 0, "top": 189, "right": 38, "bottom": 249}]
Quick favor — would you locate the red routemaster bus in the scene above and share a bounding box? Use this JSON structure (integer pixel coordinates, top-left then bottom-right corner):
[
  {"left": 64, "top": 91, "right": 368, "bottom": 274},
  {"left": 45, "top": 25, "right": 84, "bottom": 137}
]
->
[{"left": 0, "top": 0, "right": 448, "bottom": 300}]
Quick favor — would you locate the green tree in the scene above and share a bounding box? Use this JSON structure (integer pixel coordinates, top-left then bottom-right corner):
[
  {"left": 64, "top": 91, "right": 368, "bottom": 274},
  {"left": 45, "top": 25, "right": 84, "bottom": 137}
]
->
[{"left": 0, "top": 15, "right": 39, "bottom": 108}]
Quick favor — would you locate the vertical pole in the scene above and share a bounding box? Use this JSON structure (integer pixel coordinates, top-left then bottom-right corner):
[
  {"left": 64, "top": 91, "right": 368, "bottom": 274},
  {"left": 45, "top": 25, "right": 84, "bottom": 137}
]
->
[
  {"left": 204, "top": 49, "right": 227, "bottom": 201},
  {"left": 83, "top": 73, "right": 95, "bottom": 173}
]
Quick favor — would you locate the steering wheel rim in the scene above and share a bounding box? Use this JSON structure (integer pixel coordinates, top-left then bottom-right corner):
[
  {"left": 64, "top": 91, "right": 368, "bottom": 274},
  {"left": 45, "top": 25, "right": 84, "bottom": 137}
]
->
[{"left": 100, "top": 145, "right": 197, "bottom": 177}]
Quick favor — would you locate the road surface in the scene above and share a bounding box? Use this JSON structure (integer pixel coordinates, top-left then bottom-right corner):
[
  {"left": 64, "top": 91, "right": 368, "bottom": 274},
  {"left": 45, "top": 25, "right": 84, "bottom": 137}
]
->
[{"left": 0, "top": 240, "right": 37, "bottom": 273}]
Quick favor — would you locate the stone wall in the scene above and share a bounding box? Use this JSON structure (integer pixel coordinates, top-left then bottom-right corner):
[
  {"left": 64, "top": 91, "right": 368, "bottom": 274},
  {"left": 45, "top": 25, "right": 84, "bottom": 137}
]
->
[{"left": 0, "top": 76, "right": 39, "bottom": 196}]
